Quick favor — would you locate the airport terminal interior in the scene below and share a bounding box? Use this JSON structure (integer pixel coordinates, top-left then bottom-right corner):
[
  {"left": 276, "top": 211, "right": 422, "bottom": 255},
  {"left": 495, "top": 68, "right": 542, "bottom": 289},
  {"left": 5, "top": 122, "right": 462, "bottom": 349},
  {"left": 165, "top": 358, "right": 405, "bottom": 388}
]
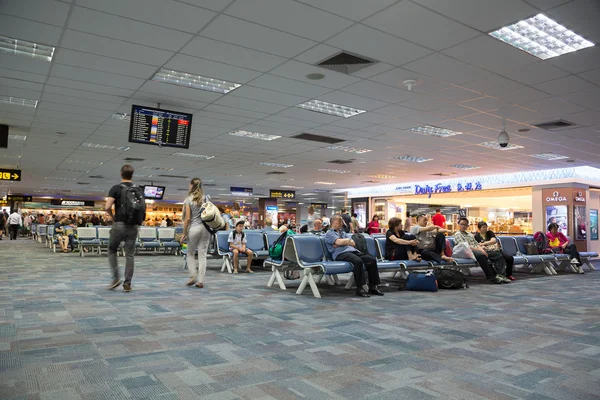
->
[{"left": 2, "top": 0, "right": 600, "bottom": 399}]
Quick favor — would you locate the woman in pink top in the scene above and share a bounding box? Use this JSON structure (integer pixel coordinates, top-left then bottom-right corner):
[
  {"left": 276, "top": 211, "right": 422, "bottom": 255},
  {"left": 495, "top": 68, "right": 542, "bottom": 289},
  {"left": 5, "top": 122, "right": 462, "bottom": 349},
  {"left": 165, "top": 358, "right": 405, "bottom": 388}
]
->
[
  {"left": 547, "top": 222, "right": 583, "bottom": 272},
  {"left": 366, "top": 215, "right": 380, "bottom": 235}
]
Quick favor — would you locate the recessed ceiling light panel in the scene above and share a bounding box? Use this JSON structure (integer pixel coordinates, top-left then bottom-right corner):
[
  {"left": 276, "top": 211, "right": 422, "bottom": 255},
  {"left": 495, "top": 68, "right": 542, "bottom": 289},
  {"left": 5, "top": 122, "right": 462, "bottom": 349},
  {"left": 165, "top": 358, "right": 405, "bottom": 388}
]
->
[
  {"left": 297, "top": 100, "right": 366, "bottom": 118},
  {"left": 368, "top": 174, "right": 397, "bottom": 179},
  {"left": 530, "top": 153, "right": 569, "bottom": 160},
  {"left": 259, "top": 162, "right": 294, "bottom": 168},
  {"left": 479, "top": 141, "right": 524, "bottom": 150},
  {"left": 172, "top": 152, "right": 214, "bottom": 159},
  {"left": 8, "top": 134, "right": 27, "bottom": 141},
  {"left": 449, "top": 164, "right": 480, "bottom": 170},
  {"left": 394, "top": 155, "right": 432, "bottom": 163},
  {"left": 228, "top": 130, "right": 281, "bottom": 141},
  {"left": 111, "top": 112, "right": 130, "bottom": 121},
  {"left": 153, "top": 68, "right": 241, "bottom": 94},
  {"left": 318, "top": 169, "right": 350, "bottom": 174},
  {"left": 410, "top": 125, "right": 462, "bottom": 137},
  {"left": 0, "top": 36, "right": 55, "bottom": 62},
  {"left": 314, "top": 181, "right": 336, "bottom": 185},
  {"left": 489, "top": 14, "right": 595, "bottom": 60},
  {"left": 0, "top": 96, "right": 38, "bottom": 108},
  {"left": 327, "top": 145, "right": 372, "bottom": 154}
]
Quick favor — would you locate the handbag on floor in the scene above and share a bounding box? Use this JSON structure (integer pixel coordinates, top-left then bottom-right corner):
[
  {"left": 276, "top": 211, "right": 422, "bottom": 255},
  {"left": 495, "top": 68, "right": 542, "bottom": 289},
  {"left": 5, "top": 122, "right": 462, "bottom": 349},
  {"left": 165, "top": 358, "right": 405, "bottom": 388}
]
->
[
  {"left": 433, "top": 268, "right": 468, "bottom": 289},
  {"left": 406, "top": 271, "right": 438, "bottom": 292}
]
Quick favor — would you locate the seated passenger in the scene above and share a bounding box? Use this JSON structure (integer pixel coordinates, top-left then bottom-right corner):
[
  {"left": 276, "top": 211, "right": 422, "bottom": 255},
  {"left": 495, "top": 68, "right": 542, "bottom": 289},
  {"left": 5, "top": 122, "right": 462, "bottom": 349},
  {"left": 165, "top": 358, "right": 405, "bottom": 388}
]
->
[
  {"left": 324, "top": 215, "right": 383, "bottom": 298},
  {"left": 228, "top": 221, "right": 253, "bottom": 274},
  {"left": 263, "top": 218, "right": 276, "bottom": 231},
  {"left": 547, "top": 222, "right": 584, "bottom": 273},
  {"left": 299, "top": 224, "right": 308, "bottom": 233},
  {"left": 410, "top": 214, "right": 454, "bottom": 263},
  {"left": 385, "top": 217, "right": 421, "bottom": 261},
  {"left": 54, "top": 217, "right": 70, "bottom": 252},
  {"left": 454, "top": 217, "right": 509, "bottom": 284},
  {"left": 309, "top": 219, "right": 323, "bottom": 235},
  {"left": 475, "top": 221, "right": 516, "bottom": 281}
]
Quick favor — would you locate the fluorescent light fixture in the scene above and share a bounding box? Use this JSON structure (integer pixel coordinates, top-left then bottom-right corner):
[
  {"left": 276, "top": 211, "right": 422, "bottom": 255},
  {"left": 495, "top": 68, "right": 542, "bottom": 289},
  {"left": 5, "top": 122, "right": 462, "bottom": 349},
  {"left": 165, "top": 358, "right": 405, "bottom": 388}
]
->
[
  {"left": 280, "top": 185, "right": 304, "bottom": 189},
  {"left": 66, "top": 159, "right": 104, "bottom": 165},
  {"left": 44, "top": 177, "right": 77, "bottom": 181},
  {"left": 297, "top": 100, "right": 366, "bottom": 118},
  {"left": 479, "top": 141, "right": 524, "bottom": 150},
  {"left": 8, "top": 134, "right": 26, "bottom": 141},
  {"left": 153, "top": 68, "right": 241, "bottom": 94},
  {"left": 314, "top": 181, "right": 336, "bottom": 185},
  {"left": 410, "top": 125, "right": 462, "bottom": 137},
  {"left": 172, "top": 152, "right": 214, "bottom": 159},
  {"left": 0, "top": 96, "right": 38, "bottom": 108},
  {"left": 0, "top": 36, "right": 55, "bottom": 62},
  {"left": 259, "top": 162, "right": 294, "bottom": 168},
  {"left": 302, "top": 193, "right": 318, "bottom": 196},
  {"left": 368, "top": 174, "right": 397, "bottom": 179},
  {"left": 449, "top": 164, "right": 480, "bottom": 170},
  {"left": 394, "top": 155, "right": 432, "bottom": 163},
  {"left": 212, "top": 172, "right": 243, "bottom": 177},
  {"left": 318, "top": 169, "right": 350, "bottom": 174},
  {"left": 489, "top": 14, "right": 594, "bottom": 60},
  {"left": 327, "top": 145, "right": 372, "bottom": 154},
  {"left": 81, "top": 143, "right": 130, "bottom": 151},
  {"left": 57, "top": 168, "right": 90, "bottom": 173},
  {"left": 229, "top": 130, "right": 281, "bottom": 141},
  {"left": 111, "top": 112, "right": 130, "bottom": 121},
  {"left": 530, "top": 153, "right": 569, "bottom": 160}
]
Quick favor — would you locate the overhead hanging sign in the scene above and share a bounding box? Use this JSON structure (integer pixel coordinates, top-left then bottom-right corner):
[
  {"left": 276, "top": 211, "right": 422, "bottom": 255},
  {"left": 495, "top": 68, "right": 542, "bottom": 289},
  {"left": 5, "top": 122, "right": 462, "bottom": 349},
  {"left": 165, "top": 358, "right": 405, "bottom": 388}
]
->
[
  {"left": 414, "top": 181, "right": 482, "bottom": 198},
  {"left": 50, "top": 200, "right": 95, "bottom": 207},
  {"left": 230, "top": 186, "right": 253, "bottom": 197},
  {"left": 270, "top": 189, "right": 295, "bottom": 199},
  {"left": 0, "top": 168, "right": 21, "bottom": 181},
  {"left": 311, "top": 203, "right": 327, "bottom": 209},
  {"left": 6, "top": 195, "right": 32, "bottom": 202}
]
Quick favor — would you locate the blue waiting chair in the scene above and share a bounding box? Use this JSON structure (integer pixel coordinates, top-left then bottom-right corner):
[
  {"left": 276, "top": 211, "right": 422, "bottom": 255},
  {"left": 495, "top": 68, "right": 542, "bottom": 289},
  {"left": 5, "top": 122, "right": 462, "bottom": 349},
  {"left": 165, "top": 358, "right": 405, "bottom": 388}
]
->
[
  {"left": 158, "top": 228, "right": 180, "bottom": 255},
  {"left": 514, "top": 236, "right": 568, "bottom": 274},
  {"left": 497, "top": 236, "right": 552, "bottom": 275},
  {"left": 216, "top": 231, "right": 234, "bottom": 273},
  {"left": 373, "top": 237, "right": 433, "bottom": 274},
  {"left": 566, "top": 235, "right": 597, "bottom": 271},
  {"left": 77, "top": 227, "right": 100, "bottom": 257},
  {"left": 37, "top": 224, "right": 48, "bottom": 244},
  {"left": 138, "top": 227, "right": 160, "bottom": 251}
]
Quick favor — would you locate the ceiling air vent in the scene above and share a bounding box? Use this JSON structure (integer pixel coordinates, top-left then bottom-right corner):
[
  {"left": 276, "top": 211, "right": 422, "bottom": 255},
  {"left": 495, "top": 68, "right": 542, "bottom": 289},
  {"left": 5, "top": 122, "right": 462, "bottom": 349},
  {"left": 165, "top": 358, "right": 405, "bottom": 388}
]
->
[
  {"left": 430, "top": 173, "right": 453, "bottom": 177},
  {"left": 317, "top": 51, "right": 378, "bottom": 75},
  {"left": 203, "top": 183, "right": 216, "bottom": 187},
  {"left": 533, "top": 120, "right": 577, "bottom": 131},
  {"left": 124, "top": 157, "right": 145, "bottom": 162},
  {"left": 88, "top": 175, "right": 104, "bottom": 179},
  {"left": 291, "top": 133, "right": 345, "bottom": 144},
  {"left": 328, "top": 159, "right": 354, "bottom": 165},
  {"left": 76, "top": 182, "right": 90, "bottom": 185},
  {"left": 157, "top": 174, "right": 188, "bottom": 179},
  {"left": 362, "top": 180, "right": 380, "bottom": 184},
  {"left": 266, "top": 171, "right": 286, "bottom": 175}
]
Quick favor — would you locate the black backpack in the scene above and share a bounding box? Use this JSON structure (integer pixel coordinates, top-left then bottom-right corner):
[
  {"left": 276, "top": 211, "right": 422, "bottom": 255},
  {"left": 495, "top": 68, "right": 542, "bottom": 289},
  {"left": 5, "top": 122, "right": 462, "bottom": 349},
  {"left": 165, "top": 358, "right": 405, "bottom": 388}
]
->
[
  {"left": 351, "top": 233, "right": 369, "bottom": 254},
  {"left": 119, "top": 184, "right": 146, "bottom": 225},
  {"left": 433, "top": 268, "right": 468, "bottom": 289}
]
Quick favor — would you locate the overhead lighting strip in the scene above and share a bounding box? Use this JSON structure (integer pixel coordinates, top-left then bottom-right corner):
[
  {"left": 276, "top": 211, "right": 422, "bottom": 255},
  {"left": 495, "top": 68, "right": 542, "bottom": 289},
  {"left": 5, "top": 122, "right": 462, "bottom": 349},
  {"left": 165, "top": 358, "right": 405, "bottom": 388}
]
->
[
  {"left": 297, "top": 100, "right": 366, "bottom": 118},
  {"left": 228, "top": 130, "right": 281, "bottom": 141},
  {"left": 394, "top": 155, "right": 432, "bottom": 163},
  {"left": 409, "top": 125, "right": 462, "bottom": 137},
  {"left": 153, "top": 68, "right": 241, "bottom": 94},
  {"left": 489, "top": 14, "right": 594, "bottom": 60},
  {"left": 318, "top": 169, "right": 350, "bottom": 174},
  {"left": 0, "top": 96, "right": 38, "bottom": 108},
  {"left": 478, "top": 141, "right": 524, "bottom": 151},
  {"left": 530, "top": 153, "right": 569, "bottom": 160},
  {"left": 259, "top": 162, "right": 294, "bottom": 168},
  {"left": 449, "top": 164, "right": 480, "bottom": 170},
  {"left": 172, "top": 152, "right": 214, "bottom": 159},
  {"left": 0, "top": 36, "right": 55, "bottom": 62},
  {"left": 327, "top": 145, "right": 372, "bottom": 154}
]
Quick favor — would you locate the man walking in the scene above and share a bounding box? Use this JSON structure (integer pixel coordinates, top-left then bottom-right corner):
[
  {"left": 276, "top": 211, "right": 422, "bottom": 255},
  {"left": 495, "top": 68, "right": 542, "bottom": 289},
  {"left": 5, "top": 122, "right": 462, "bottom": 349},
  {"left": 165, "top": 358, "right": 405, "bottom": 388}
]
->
[
  {"left": 105, "top": 165, "right": 145, "bottom": 292},
  {"left": 7, "top": 210, "right": 22, "bottom": 240}
]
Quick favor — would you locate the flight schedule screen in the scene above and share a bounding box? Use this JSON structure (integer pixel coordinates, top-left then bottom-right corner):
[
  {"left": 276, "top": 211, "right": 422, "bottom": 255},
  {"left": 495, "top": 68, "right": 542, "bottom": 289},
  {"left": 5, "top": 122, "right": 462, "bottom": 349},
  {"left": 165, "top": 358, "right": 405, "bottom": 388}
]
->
[{"left": 129, "top": 105, "right": 192, "bottom": 149}]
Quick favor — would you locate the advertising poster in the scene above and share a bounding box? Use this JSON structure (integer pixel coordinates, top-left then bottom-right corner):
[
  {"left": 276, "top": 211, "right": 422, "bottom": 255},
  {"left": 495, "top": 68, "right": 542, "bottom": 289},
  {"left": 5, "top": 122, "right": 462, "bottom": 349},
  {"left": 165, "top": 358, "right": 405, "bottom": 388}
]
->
[
  {"left": 574, "top": 206, "right": 586, "bottom": 240},
  {"left": 590, "top": 209, "right": 598, "bottom": 240},
  {"left": 354, "top": 202, "right": 366, "bottom": 229},
  {"left": 546, "top": 205, "right": 568, "bottom": 235}
]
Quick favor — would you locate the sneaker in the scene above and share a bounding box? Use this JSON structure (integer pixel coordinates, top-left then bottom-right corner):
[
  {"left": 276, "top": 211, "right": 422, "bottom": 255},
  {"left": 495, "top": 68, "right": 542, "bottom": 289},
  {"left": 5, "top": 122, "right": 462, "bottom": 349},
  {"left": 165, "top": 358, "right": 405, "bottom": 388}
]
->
[
  {"left": 107, "top": 279, "right": 121, "bottom": 290},
  {"left": 571, "top": 258, "right": 580, "bottom": 265},
  {"left": 493, "top": 275, "right": 504, "bottom": 284},
  {"left": 501, "top": 276, "right": 511, "bottom": 283},
  {"left": 507, "top": 275, "right": 516, "bottom": 281},
  {"left": 577, "top": 266, "right": 585, "bottom": 274},
  {"left": 123, "top": 283, "right": 131, "bottom": 292}
]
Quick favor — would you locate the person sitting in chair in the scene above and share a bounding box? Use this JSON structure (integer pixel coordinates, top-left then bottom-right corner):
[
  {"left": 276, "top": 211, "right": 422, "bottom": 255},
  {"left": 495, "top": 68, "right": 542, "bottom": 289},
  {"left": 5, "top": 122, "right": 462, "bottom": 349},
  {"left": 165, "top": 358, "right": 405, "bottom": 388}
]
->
[
  {"left": 410, "top": 214, "right": 454, "bottom": 263},
  {"left": 547, "top": 222, "right": 584, "bottom": 274},
  {"left": 228, "top": 221, "right": 253, "bottom": 274},
  {"left": 309, "top": 219, "right": 324, "bottom": 235},
  {"left": 475, "top": 221, "right": 516, "bottom": 281}
]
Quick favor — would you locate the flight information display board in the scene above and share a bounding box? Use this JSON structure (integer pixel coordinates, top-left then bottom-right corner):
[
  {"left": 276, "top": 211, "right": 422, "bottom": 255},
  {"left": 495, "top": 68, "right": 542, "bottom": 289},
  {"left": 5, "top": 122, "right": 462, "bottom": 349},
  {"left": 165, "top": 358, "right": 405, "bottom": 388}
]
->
[{"left": 129, "top": 105, "right": 192, "bottom": 149}]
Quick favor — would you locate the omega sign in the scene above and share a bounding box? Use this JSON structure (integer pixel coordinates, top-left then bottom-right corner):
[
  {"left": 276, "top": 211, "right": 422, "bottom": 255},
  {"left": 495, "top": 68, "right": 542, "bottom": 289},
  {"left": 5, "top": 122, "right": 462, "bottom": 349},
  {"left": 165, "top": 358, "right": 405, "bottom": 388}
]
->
[
  {"left": 575, "top": 191, "right": 586, "bottom": 203},
  {"left": 546, "top": 191, "right": 567, "bottom": 202}
]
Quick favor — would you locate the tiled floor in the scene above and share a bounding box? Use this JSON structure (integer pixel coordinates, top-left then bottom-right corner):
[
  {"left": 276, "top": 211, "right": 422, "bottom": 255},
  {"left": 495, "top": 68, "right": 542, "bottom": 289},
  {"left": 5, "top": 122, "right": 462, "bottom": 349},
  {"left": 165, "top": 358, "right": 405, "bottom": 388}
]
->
[{"left": 1, "top": 237, "right": 599, "bottom": 399}]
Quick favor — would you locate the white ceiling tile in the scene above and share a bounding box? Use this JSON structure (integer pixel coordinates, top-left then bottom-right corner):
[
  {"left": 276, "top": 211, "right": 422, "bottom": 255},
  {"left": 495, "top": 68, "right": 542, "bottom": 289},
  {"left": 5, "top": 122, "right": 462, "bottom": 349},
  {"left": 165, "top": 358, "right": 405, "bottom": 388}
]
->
[
  {"left": 549, "top": 47, "right": 600, "bottom": 74},
  {"left": 350, "top": 62, "right": 395, "bottom": 79},
  {"left": 403, "top": 53, "right": 491, "bottom": 86},
  {"left": 463, "top": 74, "right": 524, "bottom": 97},
  {"left": 350, "top": 112, "right": 398, "bottom": 124},
  {"left": 263, "top": 115, "right": 323, "bottom": 128},
  {"left": 341, "top": 80, "right": 415, "bottom": 104},
  {"left": 295, "top": 0, "right": 396, "bottom": 21},
  {"left": 201, "top": 15, "right": 316, "bottom": 58},
  {"left": 0, "top": 77, "right": 44, "bottom": 92},
  {"left": 225, "top": 0, "right": 352, "bottom": 41},
  {"left": 164, "top": 54, "right": 262, "bottom": 84},
  {"left": 1, "top": 0, "right": 70, "bottom": 26},
  {"left": 294, "top": 44, "right": 341, "bottom": 65},
  {"left": 41, "top": 93, "right": 120, "bottom": 111},
  {"left": 34, "top": 108, "right": 108, "bottom": 124},
  {"left": 432, "top": 104, "right": 480, "bottom": 119},
  {"left": 44, "top": 85, "right": 128, "bottom": 104},
  {"left": 533, "top": 75, "right": 598, "bottom": 96},
  {"left": 460, "top": 96, "right": 510, "bottom": 112},
  {"left": 0, "top": 54, "right": 51, "bottom": 76},
  {"left": 316, "top": 91, "right": 388, "bottom": 111},
  {"left": 403, "top": 111, "right": 447, "bottom": 125},
  {"left": 523, "top": 96, "right": 588, "bottom": 117},
  {"left": 227, "top": 86, "right": 308, "bottom": 107},
  {"left": 202, "top": 104, "right": 270, "bottom": 120},
  {"left": 546, "top": 0, "right": 600, "bottom": 43},
  {"left": 563, "top": 110, "right": 600, "bottom": 126},
  {"left": 499, "top": 61, "right": 570, "bottom": 85},
  {"left": 493, "top": 106, "right": 543, "bottom": 123},
  {"left": 268, "top": 60, "right": 361, "bottom": 89},
  {"left": 326, "top": 24, "right": 432, "bottom": 67},
  {"left": 413, "top": 0, "right": 537, "bottom": 31},
  {"left": 562, "top": 88, "right": 600, "bottom": 111},
  {"left": 67, "top": 6, "right": 193, "bottom": 50},
  {"left": 401, "top": 93, "right": 452, "bottom": 112},
  {"left": 372, "top": 105, "right": 419, "bottom": 118},
  {"left": 432, "top": 86, "right": 482, "bottom": 103},
  {"left": 175, "top": 0, "right": 229, "bottom": 12},
  {"left": 137, "top": 80, "right": 223, "bottom": 103},
  {"left": 60, "top": 30, "right": 174, "bottom": 67},
  {"left": 50, "top": 64, "right": 145, "bottom": 91},
  {"left": 53, "top": 49, "right": 157, "bottom": 79},
  {"left": 496, "top": 85, "right": 550, "bottom": 105},
  {"left": 130, "top": 93, "right": 207, "bottom": 112},
  {"left": 363, "top": 1, "right": 479, "bottom": 51},
  {"left": 578, "top": 68, "right": 600, "bottom": 86},
  {"left": 276, "top": 108, "right": 343, "bottom": 124},
  {"left": 0, "top": 15, "right": 63, "bottom": 45},
  {"left": 0, "top": 85, "right": 41, "bottom": 100},
  {"left": 432, "top": 119, "right": 485, "bottom": 134},
  {"left": 248, "top": 74, "right": 332, "bottom": 98},
  {"left": 524, "top": 0, "right": 573, "bottom": 10},
  {"left": 76, "top": 0, "right": 216, "bottom": 33},
  {"left": 181, "top": 37, "right": 286, "bottom": 73},
  {"left": 0, "top": 68, "right": 47, "bottom": 84},
  {"left": 213, "top": 96, "right": 289, "bottom": 115},
  {"left": 370, "top": 67, "right": 453, "bottom": 94},
  {"left": 443, "top": 35, "right": 539, "bottom": 76}
]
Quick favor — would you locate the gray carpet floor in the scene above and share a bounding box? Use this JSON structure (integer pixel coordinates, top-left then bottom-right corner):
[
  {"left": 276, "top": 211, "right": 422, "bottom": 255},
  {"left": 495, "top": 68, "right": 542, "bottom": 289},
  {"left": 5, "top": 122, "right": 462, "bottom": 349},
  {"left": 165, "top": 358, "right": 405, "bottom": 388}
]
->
[{"left": 1, "top": 237, "right": 599, "bottom": 399}]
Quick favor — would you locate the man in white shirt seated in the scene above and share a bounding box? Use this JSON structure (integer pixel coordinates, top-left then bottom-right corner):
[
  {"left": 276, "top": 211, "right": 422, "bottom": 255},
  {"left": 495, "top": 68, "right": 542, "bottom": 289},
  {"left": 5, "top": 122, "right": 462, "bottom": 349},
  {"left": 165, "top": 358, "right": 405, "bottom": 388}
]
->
[
  {"left": 410, "top": 214, "right": 453, "bottom": 263},
  {"left": 228, "top": 221, "right": 253, "bottom": 274}
]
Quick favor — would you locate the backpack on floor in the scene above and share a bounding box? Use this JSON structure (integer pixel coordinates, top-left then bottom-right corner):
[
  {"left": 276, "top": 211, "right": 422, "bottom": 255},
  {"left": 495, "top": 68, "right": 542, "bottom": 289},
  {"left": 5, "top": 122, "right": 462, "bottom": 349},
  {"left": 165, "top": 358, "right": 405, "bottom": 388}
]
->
[
  {"left": 533, "top": 231, "right": 549, "bottom": 254},
  {"left": 433, "top": 268, "right": 468, "bottom": 289},
  {"left": 120, "top": 184, "right": 146, "bottom": 225},
  {"left": 351, "top": 233, "right": 369, "bottom": 254}
]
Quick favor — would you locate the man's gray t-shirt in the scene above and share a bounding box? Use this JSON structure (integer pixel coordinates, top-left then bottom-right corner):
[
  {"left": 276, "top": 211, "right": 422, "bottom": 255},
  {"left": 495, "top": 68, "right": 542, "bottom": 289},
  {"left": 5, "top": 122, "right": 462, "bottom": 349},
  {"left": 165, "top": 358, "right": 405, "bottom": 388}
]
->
[{"left": 410, "top": 225, "right": 436, "bottom": 249}]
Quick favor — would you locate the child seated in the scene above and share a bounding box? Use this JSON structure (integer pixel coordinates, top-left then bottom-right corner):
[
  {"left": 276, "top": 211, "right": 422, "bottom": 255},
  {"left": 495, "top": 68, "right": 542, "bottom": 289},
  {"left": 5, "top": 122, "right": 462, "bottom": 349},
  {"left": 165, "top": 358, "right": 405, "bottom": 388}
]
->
[{"left": 228, "top": 221, "right": 253, "bottom": 274}]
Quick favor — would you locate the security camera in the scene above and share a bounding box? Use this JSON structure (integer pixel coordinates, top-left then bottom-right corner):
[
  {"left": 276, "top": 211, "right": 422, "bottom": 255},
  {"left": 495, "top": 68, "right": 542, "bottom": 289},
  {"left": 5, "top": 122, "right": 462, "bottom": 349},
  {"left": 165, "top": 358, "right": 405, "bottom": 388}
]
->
[{"left": 498, "top": 130, "right": 509, "bottom": 148}]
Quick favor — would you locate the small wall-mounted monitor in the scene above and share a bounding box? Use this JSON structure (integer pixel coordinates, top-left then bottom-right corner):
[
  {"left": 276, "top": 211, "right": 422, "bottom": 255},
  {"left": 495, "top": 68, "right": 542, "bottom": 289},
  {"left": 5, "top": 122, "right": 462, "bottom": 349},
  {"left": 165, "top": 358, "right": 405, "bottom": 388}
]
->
[
  {"left": 0, "top": 125, "right": 8, "bottom": 149},
  {"left": 129, "top": 105, "right": 192, "bottom": 149},
  {"left": 143, "top": 185, "right": 165, "bottom": 200}
]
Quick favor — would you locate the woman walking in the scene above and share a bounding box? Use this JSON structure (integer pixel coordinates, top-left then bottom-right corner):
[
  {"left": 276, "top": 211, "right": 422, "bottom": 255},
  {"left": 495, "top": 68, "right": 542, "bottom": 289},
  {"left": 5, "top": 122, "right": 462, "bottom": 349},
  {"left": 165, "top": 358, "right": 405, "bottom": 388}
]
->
[{"left": 181, "top": 178, "right": 212, "bottom": 288}]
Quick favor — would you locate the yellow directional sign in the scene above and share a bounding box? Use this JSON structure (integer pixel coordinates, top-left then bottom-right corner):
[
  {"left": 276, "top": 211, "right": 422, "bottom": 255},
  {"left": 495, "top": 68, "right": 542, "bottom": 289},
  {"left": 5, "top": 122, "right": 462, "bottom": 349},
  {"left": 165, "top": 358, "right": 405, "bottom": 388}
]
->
[
  {"left": 0, "top": 169, "right": 21, "bottom": 181},
  {"left": 270, "top": 189, "right": 295, "bottom": 199}
]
